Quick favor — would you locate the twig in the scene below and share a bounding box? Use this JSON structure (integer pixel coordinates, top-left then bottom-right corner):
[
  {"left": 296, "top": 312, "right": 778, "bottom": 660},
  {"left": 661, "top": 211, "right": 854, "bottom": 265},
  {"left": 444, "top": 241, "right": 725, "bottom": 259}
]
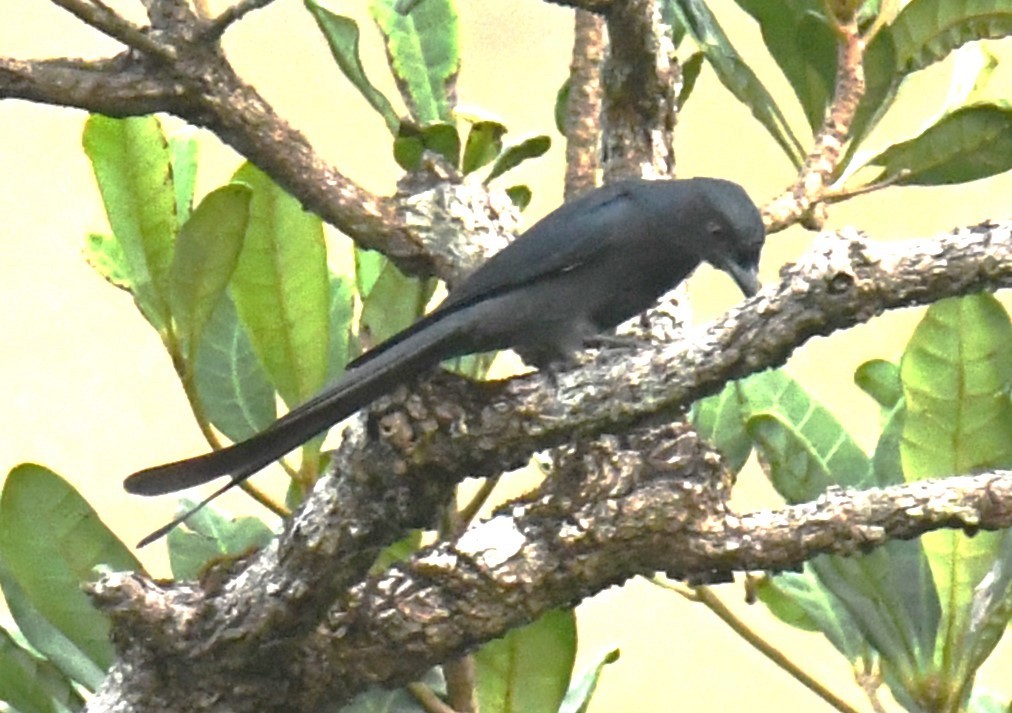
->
[
  {"left": 48, "top": 0, "right": 176, "bottom": 59},
  {"left": 206, "top": 0, "right": 282, "bottom": 40},
  {"left": 762, "top": 15, "right": 866, "bottom": 232},
  {"left": 443, "top": 656, "right": 477, "bottom": 713},
  {"left": 456, "top": 476, "right": 502, "bottom": 528},
  {"left": 407, "top": 682, "right": 457, "bottom": 713},
  {"left": 825, "top": 169, "right": 910, "bottom": 203},
  {"left": 657, "top": 580, "right": 862, "bottom": 713}
]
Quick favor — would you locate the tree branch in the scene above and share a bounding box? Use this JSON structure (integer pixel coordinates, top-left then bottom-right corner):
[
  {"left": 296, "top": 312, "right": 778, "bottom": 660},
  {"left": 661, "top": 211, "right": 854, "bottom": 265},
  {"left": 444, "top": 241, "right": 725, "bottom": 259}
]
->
[
  {"left": 562, "top": 10, "right": 605, "bottom": 198},
  {"left": 205, "top": 0, "right": 281, "bottom": 39},
  {"left": 49, "top": 0, "right": 175, "bottom": 58},
  {"left": 89, "top": 420, "right": 1012, "bottom": 711},
  {"left": 600, "top": 0, "right": 679, "bottom": 181},
  {"left": 87, "top": 221, "right": 1012, "bottom": 711},
  {"left": 2, "top": 3, "right": 512, "bottom": 283},
  {"left": 762, "top": 14, "right": 866, "bottom": 231}
]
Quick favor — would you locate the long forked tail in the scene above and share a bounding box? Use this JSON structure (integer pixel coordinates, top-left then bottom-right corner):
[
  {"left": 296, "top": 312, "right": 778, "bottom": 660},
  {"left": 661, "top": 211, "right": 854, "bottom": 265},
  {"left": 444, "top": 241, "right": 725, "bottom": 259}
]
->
[{"left": 125, "top": 306, "right": 474, "bottom": 545}]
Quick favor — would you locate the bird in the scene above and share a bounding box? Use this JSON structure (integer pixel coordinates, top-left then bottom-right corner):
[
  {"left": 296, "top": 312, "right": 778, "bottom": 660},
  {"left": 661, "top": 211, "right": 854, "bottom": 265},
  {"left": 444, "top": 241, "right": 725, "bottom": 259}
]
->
[{"left": 125, "top": 177, "right": 766, "bottom": 546}]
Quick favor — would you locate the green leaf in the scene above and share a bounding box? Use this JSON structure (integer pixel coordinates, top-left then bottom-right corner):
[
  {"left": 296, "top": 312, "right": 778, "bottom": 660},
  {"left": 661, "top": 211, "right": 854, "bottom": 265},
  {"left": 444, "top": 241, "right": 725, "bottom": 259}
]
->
[
  {"left": 900, "top": 294, "right": 1012, "bottom": 685},
  {"left": 305, "top": 0, "right": 401, "bottom": 134},
  {"left": 230, "top": 163, "right": 330, "bottom": 407},
  {"left": 393, "top": 133, "right": 425, "bottom": 171},
  {"left": 855, "top": 359, "right": 903, "bottom": 409},
  {"left": 558, "top": 648, "right": 619, "bottom": 713},
  {"left": 504, "top": 185, "right": 532, "bottom": 211},
  {"left": 755, "top": 568, "right": 867, "bottom": 661},
  {"left": 738, "top": 374, "right": 939, "bottom": 679},
  {"left": 960, "top": 535, "right": 1012, "bottom": 681},
  {"left": 82, "top": 233, "right": 131, "bottom": 291},
  {"left": 554, "top": 78, "right": 570, "bottom": 135},
  {"left": 691, "top": 382, "right": 752, "bottom": 473},
  {"left": 846, "top": 0, "right": 1012, "bottom": 166},
  {"left": 368, "top": 529, "right": 423, "bottom": 575},
  {"left": 82, "top": 114, "right": 178, "bottom": 332},
  {"left": 370, "top": 0, "right": 460, "bottom": 123},
  {"left": 667, "top": 0, "right": 805, "bottom": 167},
  {"left": 870, "top": 410, "right": 944, "bottom": 670},
  {"left": 485, "top": 135, "right": 551, "bottom": 183},
  {"left": 421, "top": 122, "right": 461, "bottom": 166},
  {"left": 0, "top": 565, "right": 106, "bottom": 693},
  {"left": 327, "top": 274, "right": 356, "bottom": 379},
  {"left": 733, "top": 0, "right": 837, "bottom": 130},
  {"left": 193, "top": 294, "right": 277, "bottom": 442},
  {"left": 354, "top": 246, "right": 387, "bottom": 298},
  {"left": 462, "top": 120, "right": 507, "bottom": 174},
  {"left": 855, "top": 358, "right": 907, "bottom": 487},
  {"left": 170, "top": 184, "right": 251, "bottom": 362},
  {"left": 0, "top": 624, "right": 82, "bottom": 713},
  {"left": 167, "top": 500, "right": 275, "bottom": 580},
  {"left": 744, "top": 402, "right": 872, "bottom": 502},
  {"left": 0, "top": 465, "right": 142, "bottom": 688},
  {"left": 871, "top": 400, "right": 905, "bottom": 487},
  {"left": 869, "top": 103, "right": 1012, "bottom": 185},
  {"left": 356, "top": 249, "right": 436, "bottom": 350},
  {"left": 809, "top": 545, "right": 939, "bottom": 683},
  {"left": 890, "top": 0, "right": 1012, "bottom": 75},
  {"left": 392, "top": 121, "right": 460, "bottom": 170},
  {"left": 475, "top": 609, "right": 576, "bottom": 713},
  {"left": 901, "top": 295, "right": 1012, "bottom": 479},
  {"left": 170, "top": 131, "right": 199, "bottom": 226},
  {"left": 676, "top": 51, "right": 705, "bottom": 110}
]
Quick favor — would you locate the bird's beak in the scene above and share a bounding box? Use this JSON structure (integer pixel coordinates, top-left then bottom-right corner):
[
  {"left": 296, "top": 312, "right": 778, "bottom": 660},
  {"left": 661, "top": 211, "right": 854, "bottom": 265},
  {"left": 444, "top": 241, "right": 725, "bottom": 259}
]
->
[{"left": 724, "top": 261, "right": 761, "bottom": 297}]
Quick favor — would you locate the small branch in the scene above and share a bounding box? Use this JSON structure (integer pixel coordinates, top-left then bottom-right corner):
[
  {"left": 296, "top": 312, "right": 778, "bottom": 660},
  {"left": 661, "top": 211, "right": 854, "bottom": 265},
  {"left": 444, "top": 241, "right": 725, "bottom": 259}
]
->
[
  {"left": 49, "top": 0, "right": 176, "bottom": 59},
  {"left": 456, "top": 476, "right": 501, "bottom": 528},
  {"left": 443, "top": 656, "right": 478, "bottom": 713},
  {"left": 677, "top": 583, "right": 861, "bottom": 713},
  {"left": 0, "top": 56, "right": 184, "bottom": 115},
  {"left": 762, "top": 16, "right": 866, "bottom": 232},
  {"left": 407, "top": 682, "right": 457, "bottom": 713},
  {"left": 206, "top": 0, "right": 282, "bottom": 40}
]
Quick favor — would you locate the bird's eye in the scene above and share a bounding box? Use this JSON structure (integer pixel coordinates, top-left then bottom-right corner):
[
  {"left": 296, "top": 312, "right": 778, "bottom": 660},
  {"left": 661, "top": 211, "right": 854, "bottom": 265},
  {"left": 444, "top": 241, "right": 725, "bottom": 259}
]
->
[{"left": 706, "top": 219, "right": 723, "bottom": 235}]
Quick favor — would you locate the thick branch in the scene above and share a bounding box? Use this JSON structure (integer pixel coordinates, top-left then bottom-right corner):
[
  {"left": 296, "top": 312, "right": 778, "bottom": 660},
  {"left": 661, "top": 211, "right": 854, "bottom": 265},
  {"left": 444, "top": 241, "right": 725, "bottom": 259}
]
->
[
  {"left": 0, "top": 56, "right": 184, "bottom": 115},
  {"left": 600, "top": 0, "right": 679, "bottom": 180},
  {"left": 89, "top": 421, "right": 1012, "bottom": 711},
  {"left": 563, "top": 10, "right": 605, "bottom": 198},
  {"left": 301, "top": 465, "right": 1012, "bottom": 705},
  {"left": 327, "top": 222, "right": 1012, "bottom": 501}
]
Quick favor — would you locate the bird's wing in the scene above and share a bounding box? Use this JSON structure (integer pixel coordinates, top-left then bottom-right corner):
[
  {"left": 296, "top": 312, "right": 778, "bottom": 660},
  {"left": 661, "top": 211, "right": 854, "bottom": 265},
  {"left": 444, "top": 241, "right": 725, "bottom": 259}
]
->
[
  {"left": 346, "top": 182, "right": 646, "bottom": 372},
  {"left": 439, "top": 181, "right": 645, "bottom": 311}
]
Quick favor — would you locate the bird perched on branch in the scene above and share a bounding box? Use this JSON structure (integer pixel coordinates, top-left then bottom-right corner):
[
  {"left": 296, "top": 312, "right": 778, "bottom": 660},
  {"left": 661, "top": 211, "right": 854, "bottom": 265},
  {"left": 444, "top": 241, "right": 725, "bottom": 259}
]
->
[{"left": 125, "top": 177, "right": 766, "bottom": 545}]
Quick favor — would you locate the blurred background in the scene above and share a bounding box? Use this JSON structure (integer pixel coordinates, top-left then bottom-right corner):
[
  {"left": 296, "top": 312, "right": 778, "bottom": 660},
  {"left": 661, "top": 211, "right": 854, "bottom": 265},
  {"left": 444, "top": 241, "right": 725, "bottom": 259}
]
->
[{"left": 1, "top": 0, "right": 1010, "bottom": 710}]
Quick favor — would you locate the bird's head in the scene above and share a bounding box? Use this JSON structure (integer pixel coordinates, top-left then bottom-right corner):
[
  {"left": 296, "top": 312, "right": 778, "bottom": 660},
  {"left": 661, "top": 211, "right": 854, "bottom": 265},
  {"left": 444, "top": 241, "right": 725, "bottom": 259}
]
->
[{"left": 684, "top": 178, "right": 766, "bottom": 297}]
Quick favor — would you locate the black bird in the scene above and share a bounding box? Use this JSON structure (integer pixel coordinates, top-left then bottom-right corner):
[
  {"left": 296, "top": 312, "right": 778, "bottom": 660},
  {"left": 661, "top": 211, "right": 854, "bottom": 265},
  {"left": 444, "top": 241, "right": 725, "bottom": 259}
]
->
[{"left": 125, "top": 177, "right": 765, "bottom": 545}]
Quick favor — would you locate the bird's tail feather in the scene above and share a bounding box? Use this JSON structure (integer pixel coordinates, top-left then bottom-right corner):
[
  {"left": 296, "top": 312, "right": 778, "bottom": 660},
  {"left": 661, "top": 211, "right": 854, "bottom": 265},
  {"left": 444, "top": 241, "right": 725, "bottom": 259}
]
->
[{"left": 124, "top": 309, "right": 474, "bottom": 498}]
